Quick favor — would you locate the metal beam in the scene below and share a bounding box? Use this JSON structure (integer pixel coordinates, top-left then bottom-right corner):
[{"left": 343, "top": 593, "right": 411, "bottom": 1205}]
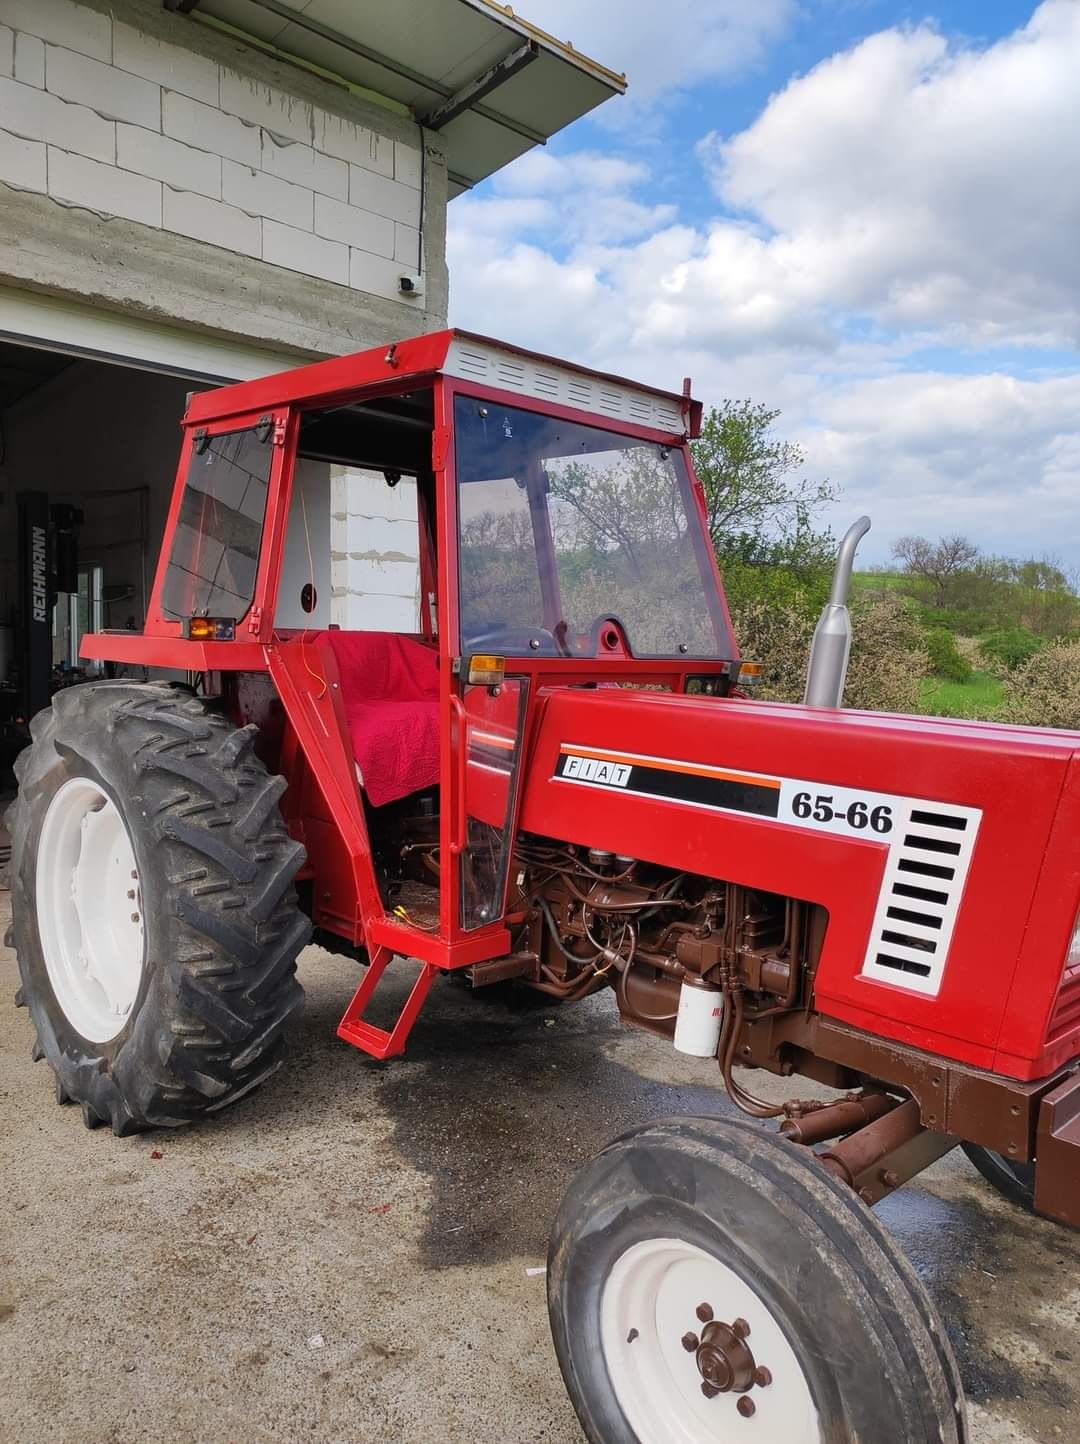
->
[
  {"left": 422, "top": 41, "right": 538, "bottom": 131},
  {"left": 163, "top": 0, "right": 203, "bottom": 12},
  {"left": 236, "top": 0, "right": 455, "bottom": 99}
]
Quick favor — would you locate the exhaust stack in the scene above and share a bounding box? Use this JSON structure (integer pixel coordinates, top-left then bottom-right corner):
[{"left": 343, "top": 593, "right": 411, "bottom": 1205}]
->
[{"left": 803, "top": 515, "right": 871, "bottom": 708}]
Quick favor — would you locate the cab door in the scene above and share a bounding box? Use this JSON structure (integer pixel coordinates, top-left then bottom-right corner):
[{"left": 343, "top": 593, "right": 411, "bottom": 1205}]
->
[
  {"left": 453, "top": 677, "right": 530, "bottom": 930},
  {"left": 435, "top": 378, "right": 530, "bottom": 944}
]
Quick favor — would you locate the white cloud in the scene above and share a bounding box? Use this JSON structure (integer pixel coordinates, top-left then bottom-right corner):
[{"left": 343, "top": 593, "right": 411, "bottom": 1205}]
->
[
  {"left": 447, "top": 3, "right": 1080, "bottom": 559},
  {"left": 701, "top": 2, "right": 1080, "bottom": 345},
  {"left": 458, "top": 3, "right": 1080, "bottom": 358},
  {"left": 493, "top": 150, "right": 648, "bottom": 196},
  {"left": 520, "top": 0, "right": 796, "bottom": 106},
  {"left": 806, "top": 372, "right": 1080, "bottom": 561}
]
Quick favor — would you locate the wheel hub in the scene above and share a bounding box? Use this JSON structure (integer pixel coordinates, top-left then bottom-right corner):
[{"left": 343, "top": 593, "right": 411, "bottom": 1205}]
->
[{"left": 682, "top": 1304, "right": 773, "bottom": 1410}]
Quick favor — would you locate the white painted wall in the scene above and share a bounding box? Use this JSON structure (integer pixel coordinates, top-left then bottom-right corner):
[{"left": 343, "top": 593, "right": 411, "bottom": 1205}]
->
[
  {"left": 275, "top": 457, "right": 331, "bottom": 630},
  {"left": 0, "top": 0, "right": 429, "bottom": 307}
]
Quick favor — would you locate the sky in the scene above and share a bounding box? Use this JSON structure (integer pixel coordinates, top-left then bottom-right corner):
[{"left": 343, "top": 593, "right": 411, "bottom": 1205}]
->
[{"left": 445, "top": 0, "right": 1080, "bottom": 568}]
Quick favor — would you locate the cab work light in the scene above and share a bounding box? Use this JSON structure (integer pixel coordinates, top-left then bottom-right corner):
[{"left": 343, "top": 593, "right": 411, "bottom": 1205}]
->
[
  {"left": 467, "top": 654, "right": 505, "bottom": 686},
  {"left": 184, "top": 616, "right": 236, "bottom": 641}
]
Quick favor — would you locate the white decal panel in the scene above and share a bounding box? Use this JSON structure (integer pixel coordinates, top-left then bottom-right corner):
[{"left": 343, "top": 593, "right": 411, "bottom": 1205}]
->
[{"left": 553, "top": 743, "right": 982, "bottom": 996}]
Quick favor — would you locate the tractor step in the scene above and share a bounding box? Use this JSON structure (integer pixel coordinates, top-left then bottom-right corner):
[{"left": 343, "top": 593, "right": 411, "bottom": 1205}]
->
[{"left": 337, "top": 948, "right": 439, "bottom": 1060}]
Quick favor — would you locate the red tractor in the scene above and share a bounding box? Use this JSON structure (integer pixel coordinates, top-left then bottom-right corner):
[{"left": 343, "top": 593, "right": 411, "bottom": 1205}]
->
[{"left": 9, "top": 329, "right": 1079, "bottom": 1443}]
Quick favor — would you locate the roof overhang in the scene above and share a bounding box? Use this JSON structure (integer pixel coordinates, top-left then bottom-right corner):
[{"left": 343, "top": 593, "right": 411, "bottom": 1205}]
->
[{"left": 167, "top": 0, "right": 626, "bottom": 196}]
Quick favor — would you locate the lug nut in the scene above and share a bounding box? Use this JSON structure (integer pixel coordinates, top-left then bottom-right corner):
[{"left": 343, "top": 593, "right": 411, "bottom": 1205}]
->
[
  {"left": 131, "top": 913, "right": 140, "bottom": 924},
  {"left": 754, "top": 1366, "right": 772, "bottom": 1387},
  {"left": 695, "top": 1303, "right": 714, "bottom": 1323},
  {"left": 732, "top": 1318, "right": 751, "bottom": 1339},
  {"left": 737, "top": 1397, "right": 756, "bottom": 1418},
  {"left": 127, "top": 889, "right": 136, "bottom": 900},
  {"left": 701, "top": 1381, "right": 720, "bottom": 1400},
  {"left": 681, "top": 1332, "right": 699, "bottom": 1352}
]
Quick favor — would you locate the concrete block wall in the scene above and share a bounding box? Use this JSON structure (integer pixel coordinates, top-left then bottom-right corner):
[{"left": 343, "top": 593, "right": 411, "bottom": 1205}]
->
[
  {"left": 331, "top": 470, "right": 421, "bottom": 633},
  {"left": 0, "top": 0, "right": 448, "bottom": 356}
]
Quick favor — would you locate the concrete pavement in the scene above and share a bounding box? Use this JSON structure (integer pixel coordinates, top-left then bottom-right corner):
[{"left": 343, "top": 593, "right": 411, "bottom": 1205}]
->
[{"left": 1, "top": 896, "right": 1077, "bottom": 1443}]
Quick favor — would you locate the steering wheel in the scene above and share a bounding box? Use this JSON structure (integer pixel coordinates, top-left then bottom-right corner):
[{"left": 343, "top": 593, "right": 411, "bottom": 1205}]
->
[{"left": 465, "top": 624, "right": 561, "bottom": 656}]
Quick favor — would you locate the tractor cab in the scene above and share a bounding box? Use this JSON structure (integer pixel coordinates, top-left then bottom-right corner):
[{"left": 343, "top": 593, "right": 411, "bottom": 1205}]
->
[{"left": 82, "top": 329, "right": 738, "bottom": 1055}]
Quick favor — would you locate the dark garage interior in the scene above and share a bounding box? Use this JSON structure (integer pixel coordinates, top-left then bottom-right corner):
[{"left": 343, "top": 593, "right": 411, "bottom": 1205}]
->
[{"left": 0, "top": 340, "right": 201, "bottom": 782}]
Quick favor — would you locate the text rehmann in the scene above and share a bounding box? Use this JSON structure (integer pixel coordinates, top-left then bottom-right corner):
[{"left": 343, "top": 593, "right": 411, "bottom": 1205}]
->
[{"left": 31, "top": 525, "right": 47, "bottom": 623}]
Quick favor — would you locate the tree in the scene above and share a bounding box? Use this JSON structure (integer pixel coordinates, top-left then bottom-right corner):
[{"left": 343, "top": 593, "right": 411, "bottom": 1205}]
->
[
  {"left": 891, "top": 534, "right": 979, "bottom": 607},
  {"left": 690, "top": 401, "right": 837, "bottom": 613},
  {"left": 691, "top": 402, "right": 836, "bottom": 554}
]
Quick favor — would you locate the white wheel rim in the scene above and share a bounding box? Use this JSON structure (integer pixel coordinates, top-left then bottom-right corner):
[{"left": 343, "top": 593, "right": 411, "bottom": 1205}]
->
[
  {"left": 600, "top": 1237, "right": 821, "bottom": 1444},
  {"left": 36, "top": 777, "right": 145, "bottom": 1044}
]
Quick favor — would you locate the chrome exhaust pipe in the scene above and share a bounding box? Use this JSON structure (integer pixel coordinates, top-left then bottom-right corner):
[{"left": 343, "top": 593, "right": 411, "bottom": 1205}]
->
[{"left": 803, "top": 516, "right": 871, "bottom": 708}]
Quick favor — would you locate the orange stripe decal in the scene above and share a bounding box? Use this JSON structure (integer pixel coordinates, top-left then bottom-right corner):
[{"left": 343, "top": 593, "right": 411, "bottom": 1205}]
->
[{"left": 560, "top": 744, "right": 780, "bottom": 791}]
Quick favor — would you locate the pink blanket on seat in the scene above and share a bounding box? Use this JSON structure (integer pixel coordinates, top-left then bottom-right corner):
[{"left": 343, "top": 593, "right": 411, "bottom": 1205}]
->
[{"left": 322, "top": 630, "right": 440, "bottom": 807}]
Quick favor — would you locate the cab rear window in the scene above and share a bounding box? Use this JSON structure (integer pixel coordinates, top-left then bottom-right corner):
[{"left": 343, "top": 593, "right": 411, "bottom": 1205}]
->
[{"left": 161, "top": 426, "right": 273, "bottom": 621}]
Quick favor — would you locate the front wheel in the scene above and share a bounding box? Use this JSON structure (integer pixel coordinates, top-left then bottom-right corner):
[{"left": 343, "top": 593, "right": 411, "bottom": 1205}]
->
[{"left": 548, "top": 1116, "right": 966, "bottom": 1444}]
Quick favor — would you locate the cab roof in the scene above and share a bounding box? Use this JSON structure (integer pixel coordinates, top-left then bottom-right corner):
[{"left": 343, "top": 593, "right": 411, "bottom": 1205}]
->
[{"left": 184, "top": 329, "right": 701, "bottom": 440}]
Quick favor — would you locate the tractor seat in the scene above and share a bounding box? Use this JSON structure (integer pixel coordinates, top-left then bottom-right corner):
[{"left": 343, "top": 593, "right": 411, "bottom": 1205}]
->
[{"left": 321, "top": 629, "right": 440, "bottom": 808}]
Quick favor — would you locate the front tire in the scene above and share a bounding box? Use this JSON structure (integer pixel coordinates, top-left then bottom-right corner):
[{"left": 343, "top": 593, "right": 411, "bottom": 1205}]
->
[
  {"left": 10, "top": 681, "right": 311, "bottom": 1134},
  {"left": 961, "top": 1143, "right": 1036, "bottom": 1212},
  {"left": 549, "top": 1116, "right": 966, "bottom": 1444}
]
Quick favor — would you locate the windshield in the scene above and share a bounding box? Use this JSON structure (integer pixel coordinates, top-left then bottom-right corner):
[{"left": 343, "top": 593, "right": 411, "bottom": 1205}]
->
[{"left": 455, "top": 398, "right": 731, "bottom": 659}]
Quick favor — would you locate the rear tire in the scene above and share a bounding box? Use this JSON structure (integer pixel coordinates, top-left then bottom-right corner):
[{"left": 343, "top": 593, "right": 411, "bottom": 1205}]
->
[
  {"left": 10, "top": 681, "right": 311, "bottom": 1134},
  {"left": 548, "top": 1116, "right": 966, "bottom": 1444},
  {"left": 961, "top": 1143, "right": 1036, "bottom": 1212}
]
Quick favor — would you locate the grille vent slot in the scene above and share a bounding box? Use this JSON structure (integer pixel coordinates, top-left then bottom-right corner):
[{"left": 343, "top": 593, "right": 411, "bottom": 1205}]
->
[
  {"left": 456, "top": 347, "right": 489, "bottom": 379},
  {"left": 861, "top": 800, "right": 981, "bottom": 996},
  {"left": 495, "top": 358, "right": 526, "bottom": 390},
  {"left": 1048, "top": 964, "right": 1080, "bottom": 1042}
]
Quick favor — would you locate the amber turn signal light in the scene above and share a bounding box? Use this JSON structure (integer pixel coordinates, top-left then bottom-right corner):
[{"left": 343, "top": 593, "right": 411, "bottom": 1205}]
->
[
  {"left": 184, "top": 616, "right": 236, "bottom": 641},
  {"left": 467, "top": 654, "right": 505, "bottom": 686},
  {"left": 737, "top": 661, "right": 764, "bottom": 686}
]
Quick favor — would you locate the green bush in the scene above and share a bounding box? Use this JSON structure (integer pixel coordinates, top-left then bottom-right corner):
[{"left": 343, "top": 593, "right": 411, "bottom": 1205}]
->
[
  {"left": 910, "top": 601, "right": 999, "bottom": 636},
  {"left": 979, "top": 627, "right": 1043, "bottom": 673},
  {"left": 924, "top": 627, "right": 972, "bottom": 683},
  {"left": 731, "top": 590, "right": 928, "bottom": 715},
  {"left": 845, "top": 592, "right": 930, "bottom": 714},
  {"left": 1001, "top": 640, "right": 1080, "bottom": 729}
]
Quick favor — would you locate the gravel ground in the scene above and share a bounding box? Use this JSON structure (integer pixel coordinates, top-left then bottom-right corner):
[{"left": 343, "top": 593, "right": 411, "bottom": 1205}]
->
[{"left": 1, "top": 887, "right": 1077, "bottom": 1444}]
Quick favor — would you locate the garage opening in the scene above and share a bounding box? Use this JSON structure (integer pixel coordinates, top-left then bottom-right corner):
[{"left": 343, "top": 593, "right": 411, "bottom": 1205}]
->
[{"left": 0, "top": 340, "right": 204, "bottom": 784}]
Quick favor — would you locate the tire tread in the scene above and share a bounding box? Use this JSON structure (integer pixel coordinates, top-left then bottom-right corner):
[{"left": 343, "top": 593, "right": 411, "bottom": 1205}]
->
[{"left": 9, "top": 681, "right": 311, "bottom": 1135}]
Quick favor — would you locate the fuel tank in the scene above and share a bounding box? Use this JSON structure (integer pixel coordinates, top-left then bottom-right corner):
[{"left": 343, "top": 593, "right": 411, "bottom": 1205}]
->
[{"left": 518, "top": 689, "right": 1080, "bottom": 1080}]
